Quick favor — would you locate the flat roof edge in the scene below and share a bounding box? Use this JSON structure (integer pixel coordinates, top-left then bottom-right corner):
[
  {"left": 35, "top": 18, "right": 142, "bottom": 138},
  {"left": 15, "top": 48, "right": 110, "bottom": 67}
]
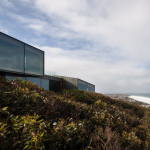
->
[{"left": 0, "top": 31, "right": 44, "bottom": 53}]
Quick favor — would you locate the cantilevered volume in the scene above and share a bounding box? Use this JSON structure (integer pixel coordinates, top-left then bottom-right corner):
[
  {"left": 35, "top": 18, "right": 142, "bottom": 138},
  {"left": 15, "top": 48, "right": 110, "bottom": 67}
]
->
[{"left": 0, "top": 32, "right": 95, "bottom": 92}]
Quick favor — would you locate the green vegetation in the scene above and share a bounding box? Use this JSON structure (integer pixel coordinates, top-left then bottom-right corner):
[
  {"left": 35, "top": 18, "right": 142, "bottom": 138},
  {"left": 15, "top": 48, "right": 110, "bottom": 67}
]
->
[{"left": 0, "top": 76, "right": 150, "bottom": 150}]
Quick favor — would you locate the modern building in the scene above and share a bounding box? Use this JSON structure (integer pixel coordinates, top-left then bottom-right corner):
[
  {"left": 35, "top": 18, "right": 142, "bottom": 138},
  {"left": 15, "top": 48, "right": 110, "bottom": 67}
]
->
[
  {"left": 59, "top": 76, "right": 95, "bottom": 92},
  {"left": 0, "top": 31, "right": 95, "bottom": 92}
]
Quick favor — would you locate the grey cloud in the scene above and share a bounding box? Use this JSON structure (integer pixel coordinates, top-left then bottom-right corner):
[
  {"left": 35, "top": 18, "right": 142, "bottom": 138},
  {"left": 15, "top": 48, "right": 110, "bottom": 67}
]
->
[
  {"left": 37, "top": 46, "right": 150, "bottom": 93},
  {"left": 33, "top": 0, "right": 150, "bottom": 61},
  {"left": 1, "top": 0, "right": 150, "bottom": 93}
]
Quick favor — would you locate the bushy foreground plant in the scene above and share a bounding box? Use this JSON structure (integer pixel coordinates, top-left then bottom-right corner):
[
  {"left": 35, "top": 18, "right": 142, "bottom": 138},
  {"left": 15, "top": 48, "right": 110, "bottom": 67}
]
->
[{"left": 0, "top": 76, "right": 150, "bottom": 150}]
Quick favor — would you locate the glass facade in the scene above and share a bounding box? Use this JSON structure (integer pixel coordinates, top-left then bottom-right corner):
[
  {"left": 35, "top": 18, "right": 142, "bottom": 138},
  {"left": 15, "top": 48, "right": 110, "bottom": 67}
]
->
[
  {"left": 6, "top": 75, "right": 25, "bottom": 81},
  {"left": 6, "top": 75, "right": 15, "bottom": 81},
  {"left": 26, "top": 77, "right": 41, "bottom": 87},
  {"left": 41, "top": 79, "right": 49, "bottom": 90},
  {"left": 88, "top": 84, "right": 95, "bottom": 92},
  {"left": 6, "top": 74, "right": 49, "bottom": 90},
  {"left": 78, "top": 79, "right": 95, "bottom": 92},
  {"left": 5, "top": 74, "right": 94, "bottom": 92},
  {"left": 25, "top": 44, "right": 44, "bottom": 76},
  {"left": 78, "top": 79, "right": 88, "bottom": 91},
  {"left": 0, "top": 33, "right": 24, "bottom": 73},
  {"left": 0, "top": 32, "right": 44, "bottom": 76}
]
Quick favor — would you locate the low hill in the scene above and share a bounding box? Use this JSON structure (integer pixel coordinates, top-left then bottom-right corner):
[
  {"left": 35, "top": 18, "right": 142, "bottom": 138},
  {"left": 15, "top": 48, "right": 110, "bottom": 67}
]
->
[{"left": 0, "top": 76, "right": 150, "bottom": 150}]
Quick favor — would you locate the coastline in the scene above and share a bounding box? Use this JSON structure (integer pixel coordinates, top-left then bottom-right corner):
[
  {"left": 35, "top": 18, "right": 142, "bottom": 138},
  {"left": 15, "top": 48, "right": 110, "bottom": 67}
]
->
[
  {"left": 105, "top": 94, "right": 150, "bottom": 108},
  {"left": 129, "top": 96, "right": 150, "bottom": 105}
]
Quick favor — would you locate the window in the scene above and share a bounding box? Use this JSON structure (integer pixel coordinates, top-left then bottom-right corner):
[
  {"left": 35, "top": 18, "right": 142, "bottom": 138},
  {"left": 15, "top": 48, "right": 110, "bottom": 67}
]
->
[
  {"left": 6, "top": 74, "right": 25, "bottom": 81},
  {"left": 26, "top": 77, "right": 41, "bottom": 87},
  {"left": 5, "top": 75, "right": 15, "bottom": 81},
  {"left": 41, "top": 79, "right": 49, "bottom": 90},
  {"left": 88, "top": 84, "right": 95, "bottom": 92},
  {"left": 78, "top": 79, "right": 87, "bottom": 91},
  {"left": 0, "top": 33, "right": 24, "bottom": 73},
  {"left": 25, "top": 44, "right": 44, "bottom": 76},
  {"left": 78, "top": 79, "right": 95, "bottom": 92}
]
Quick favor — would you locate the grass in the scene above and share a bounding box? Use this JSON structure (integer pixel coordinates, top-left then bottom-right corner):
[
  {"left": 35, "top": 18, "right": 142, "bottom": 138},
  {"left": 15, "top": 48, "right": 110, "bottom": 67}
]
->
[{"left": 0, "top": 75, "right": 150, "bottom": 150}]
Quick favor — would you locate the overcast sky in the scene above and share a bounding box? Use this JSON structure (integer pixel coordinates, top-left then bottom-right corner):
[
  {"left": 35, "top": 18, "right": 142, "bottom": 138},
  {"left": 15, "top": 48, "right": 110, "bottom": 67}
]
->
[{"left": 0, "top": 0, "right": 150, "bottom": 93}]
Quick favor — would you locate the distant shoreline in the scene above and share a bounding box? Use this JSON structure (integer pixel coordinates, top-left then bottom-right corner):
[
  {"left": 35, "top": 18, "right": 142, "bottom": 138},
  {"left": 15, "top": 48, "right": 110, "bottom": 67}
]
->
[{"left": 104, "top": 94, "right": 150, "bottom": 108}]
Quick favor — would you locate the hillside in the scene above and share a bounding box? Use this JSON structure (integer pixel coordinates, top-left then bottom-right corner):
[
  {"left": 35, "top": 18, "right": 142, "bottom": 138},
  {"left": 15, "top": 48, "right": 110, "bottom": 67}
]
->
[{"left": 0, "top": 76, "right": 150, "bottom": 150}]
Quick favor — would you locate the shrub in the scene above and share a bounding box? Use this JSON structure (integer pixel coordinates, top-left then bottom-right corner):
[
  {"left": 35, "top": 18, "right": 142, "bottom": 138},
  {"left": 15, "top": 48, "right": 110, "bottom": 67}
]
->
[{"left": 0, "top": 75, "right": 150, "bottom": 150}]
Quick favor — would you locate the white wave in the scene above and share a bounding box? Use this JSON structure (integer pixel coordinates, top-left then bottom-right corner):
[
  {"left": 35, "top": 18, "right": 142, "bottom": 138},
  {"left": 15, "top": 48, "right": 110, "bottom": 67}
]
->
[{"left": 129, "top": 96, "right": 150, "bottom": 104}]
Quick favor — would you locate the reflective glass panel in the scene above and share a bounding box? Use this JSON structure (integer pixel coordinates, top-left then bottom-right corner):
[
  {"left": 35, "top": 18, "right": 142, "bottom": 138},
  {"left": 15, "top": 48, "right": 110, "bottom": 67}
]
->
[
  {"left": 6, "top": 75, "right": 15, "bottom": 81},
  {"left": 88, "top": 84, "right": 95, "bottom": 92},
  {"left": 25, "top": 44, "right": 44, "bottom": 75},
  {"left": 41, "top": 79, "right": 49, "bottom": 90},
  {"left": 26, "top": 77, "right": 41, "bottom": 87},
  {"left": 78, "top": 80, "right": 88, "bottom": 91},
  {"left": 6, "top": 75, "right": 25, "bottom": 81},
  {"left": 0, "top": 33, "right": 24, "bottom": 72}
]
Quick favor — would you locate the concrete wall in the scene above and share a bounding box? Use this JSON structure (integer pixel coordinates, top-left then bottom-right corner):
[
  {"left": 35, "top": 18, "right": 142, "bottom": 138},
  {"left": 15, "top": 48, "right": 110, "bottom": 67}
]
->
[
  {"left": 57, "top": 76, "right": 78, "bottom": 90},
  {"left": 44, "top": 75, "right": 62, "bottom": 81},
  {"left": 55, "top": 75, "right": 95, "bottom": 92}
]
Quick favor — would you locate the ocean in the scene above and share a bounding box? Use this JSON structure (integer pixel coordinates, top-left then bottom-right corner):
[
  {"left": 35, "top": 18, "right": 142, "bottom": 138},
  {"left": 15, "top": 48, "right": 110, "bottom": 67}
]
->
[{"left": 126, "top": 93, "right": 150, "bottom": 104}]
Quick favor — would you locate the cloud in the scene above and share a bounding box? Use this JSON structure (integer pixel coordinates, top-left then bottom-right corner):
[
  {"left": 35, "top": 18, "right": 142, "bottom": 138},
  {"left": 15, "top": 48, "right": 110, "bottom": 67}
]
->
[
  {"left": 0, "top": 0, "right": 15, "bottom": 8},
  {"left": 33, "top": 0, "right": 150, "bottom": 62},
  {"left": 1, "top": 0, "right": 150, "bottom": 93},
  {"left": 0, "top": 26, "right": 9, "bottom": 34},
  {"left": 35, "top": 45, "right": 150, "bottom": 93}
]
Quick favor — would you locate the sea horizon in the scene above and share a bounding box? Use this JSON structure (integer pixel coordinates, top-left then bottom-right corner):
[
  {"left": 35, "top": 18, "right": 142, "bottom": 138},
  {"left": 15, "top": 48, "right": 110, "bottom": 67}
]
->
[
  {"left": 103, "top": 93, "right": 150, "bottom": 105},
  {"left": 125, "top": 93, "right": 150, "bottom": 98},
  {"left": 126, "top": 93, "right": 150, "bottom": 105}
]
